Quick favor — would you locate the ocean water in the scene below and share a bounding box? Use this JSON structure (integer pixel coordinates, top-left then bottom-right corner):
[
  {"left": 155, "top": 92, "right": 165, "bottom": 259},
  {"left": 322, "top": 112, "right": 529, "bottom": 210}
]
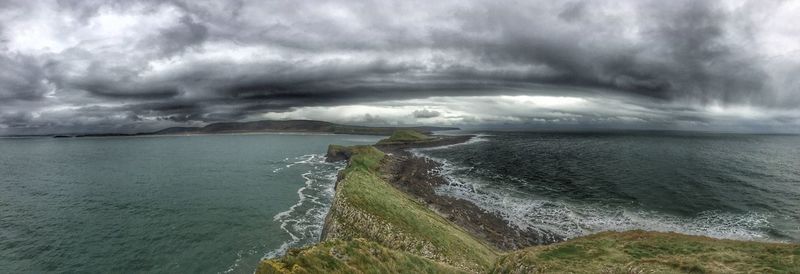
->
[
  {"left": 0, "top": 133, "right": 380, "bottom": 273},
  {"left": 417, "top": 131, "right": 800, "bottom": 243}
]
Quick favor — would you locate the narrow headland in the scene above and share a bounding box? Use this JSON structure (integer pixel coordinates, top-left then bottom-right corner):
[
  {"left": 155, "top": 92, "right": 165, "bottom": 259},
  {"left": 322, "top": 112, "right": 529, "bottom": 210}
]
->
[{"left": 258, "top": 130, "right": 800, "bottom": 273}]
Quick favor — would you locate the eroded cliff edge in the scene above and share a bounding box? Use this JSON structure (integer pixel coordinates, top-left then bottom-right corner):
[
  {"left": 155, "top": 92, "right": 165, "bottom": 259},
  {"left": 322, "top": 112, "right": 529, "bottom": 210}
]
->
[{"left": 258, "top": 131, "right": 800, "bottom": 273}]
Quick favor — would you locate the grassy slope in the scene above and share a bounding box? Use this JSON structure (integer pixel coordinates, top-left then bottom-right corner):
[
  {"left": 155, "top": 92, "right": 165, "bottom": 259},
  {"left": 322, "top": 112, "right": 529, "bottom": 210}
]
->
[
  {"left": 325, "top": 145, "right": 498, "bottom": 271},
  {"left": 492, "top": 230, "right": 800, "bottom": 273},
  {"left": 377, "top": 130, "right": 432, "bottom": 144},
  {"left": 261, "top": 145, "right": 800, "bottom": 273},
  {"left": 260, "top": 145, "right": 498, "bottom": 273},
  {"left": 257, "top": 239, "right": 467, "bottom": 274}
]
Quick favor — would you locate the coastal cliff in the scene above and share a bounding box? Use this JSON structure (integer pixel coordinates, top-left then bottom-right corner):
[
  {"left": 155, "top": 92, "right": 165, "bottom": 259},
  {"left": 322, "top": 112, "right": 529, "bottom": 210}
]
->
[
  {"left": 322, "top": 144, "right": 496, "bottom": 272},
  {"left": 258, "top": 131, "right": 800, "bottom": 273}
]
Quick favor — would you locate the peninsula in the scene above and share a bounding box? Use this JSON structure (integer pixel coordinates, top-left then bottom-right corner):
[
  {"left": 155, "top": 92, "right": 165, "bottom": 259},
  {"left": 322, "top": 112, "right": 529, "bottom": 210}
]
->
[{"left": 258, "top": 130, "right": 800, "bottom": 273}]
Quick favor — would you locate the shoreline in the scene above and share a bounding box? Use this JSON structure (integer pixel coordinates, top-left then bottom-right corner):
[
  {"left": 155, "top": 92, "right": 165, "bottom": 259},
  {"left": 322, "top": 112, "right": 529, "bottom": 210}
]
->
[
  {"left": 375, "top": 135, "right": 558, "bottom": 250},
  {"left": 261, "top": 131, "right": 800, "bottom": 273}
]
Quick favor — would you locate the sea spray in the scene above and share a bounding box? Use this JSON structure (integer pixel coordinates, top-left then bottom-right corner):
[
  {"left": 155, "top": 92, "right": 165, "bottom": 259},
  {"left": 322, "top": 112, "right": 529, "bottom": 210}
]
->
[
  {"left": 412, "top": 137, "right": 783, "bottom": 243},
  {"left": 263, "top": 154, "right": 345, "bottom": 259}
]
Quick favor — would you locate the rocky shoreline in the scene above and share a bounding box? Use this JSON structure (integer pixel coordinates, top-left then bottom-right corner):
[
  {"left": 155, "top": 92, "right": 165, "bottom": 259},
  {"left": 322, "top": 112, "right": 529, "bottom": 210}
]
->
[{"left": 377, "top": 136, "right": 558, "bottom": 250}]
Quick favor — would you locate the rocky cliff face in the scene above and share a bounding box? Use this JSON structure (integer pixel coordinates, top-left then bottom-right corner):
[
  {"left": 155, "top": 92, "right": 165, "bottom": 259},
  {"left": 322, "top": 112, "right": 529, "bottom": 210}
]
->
[{"left": 323, "top": 145, "right": 352, "bottom": 162}]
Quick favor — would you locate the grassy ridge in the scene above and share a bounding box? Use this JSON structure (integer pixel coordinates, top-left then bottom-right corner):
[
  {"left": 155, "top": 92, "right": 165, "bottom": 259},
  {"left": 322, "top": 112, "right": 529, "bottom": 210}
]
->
[
  {"left": 324, "top": 145, "right": 498, "bottom": 271},
  {"left": 492, "top": 230, "right": 800, "bottom": 273},
  {"left": 260, "top": 143, "right": 800, "bottom": 273},
  {"left": 257, "top": 239, "right": 467, "bottom": 274},
  {"left": 260, "top": 145, "right": 498, "bottom": 273},
  {"left": 376, "top": 129, "right": 432, "bottom": 145}
]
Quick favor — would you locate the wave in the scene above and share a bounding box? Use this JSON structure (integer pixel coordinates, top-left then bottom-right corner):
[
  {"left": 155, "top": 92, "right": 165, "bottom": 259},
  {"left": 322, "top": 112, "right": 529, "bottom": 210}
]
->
[
  {"left": 271, "top": 154, "right": 323, "bottom": 173},
  {"left": 415, "top": 134, "right": 490, "bottom": 152},
  {"left": 415, "top": 150, "right": 779, "bottom": 243},
  {"left": 221, "top": 154, "right": 342, "bottom": 273},
  {"left": 263, "top": 154, "right": 344, "bottom": 258}
]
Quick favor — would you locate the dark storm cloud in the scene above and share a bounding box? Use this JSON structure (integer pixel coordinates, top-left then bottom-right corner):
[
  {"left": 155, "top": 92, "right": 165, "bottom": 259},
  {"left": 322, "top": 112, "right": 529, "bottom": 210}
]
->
[
  {"left": 0, "top": 53, "right": 49, "bottom": 101},
  {"left": 0, "top": 111, "right": 34, "bottom": 128},
  {"left": 0, "top": 0, "right": 797, "bottom": 134},
  {"left": 144, "top": 15, "right": 209, "bottom": 57},
  {"left": 71, "top": 79, "right": 181, "bottom": 99},
  {"left": 423, "top": 0, "right": 770, "bottom": 103},
  {"left": 640, "top": 1, "right": 769, "bottom": 104}
]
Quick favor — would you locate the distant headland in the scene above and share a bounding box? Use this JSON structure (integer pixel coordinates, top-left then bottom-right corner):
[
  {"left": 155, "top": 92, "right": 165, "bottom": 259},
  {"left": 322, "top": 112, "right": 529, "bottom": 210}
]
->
[{"left": 10, "top": 120, "right": 460, "bottom": 138}]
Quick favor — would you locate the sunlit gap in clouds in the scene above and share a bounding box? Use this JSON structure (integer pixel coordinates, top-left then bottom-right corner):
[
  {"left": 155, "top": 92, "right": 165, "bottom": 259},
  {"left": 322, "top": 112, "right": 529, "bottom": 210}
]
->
[{"left": 259, "top": 94, "right": 800, "bottom": 133}]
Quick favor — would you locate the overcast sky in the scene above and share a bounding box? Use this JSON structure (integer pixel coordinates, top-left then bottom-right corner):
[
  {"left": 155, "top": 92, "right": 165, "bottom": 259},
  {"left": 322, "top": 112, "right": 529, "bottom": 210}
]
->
[{"left": 1, "top": 0, "right": 799, "bottom": 135}]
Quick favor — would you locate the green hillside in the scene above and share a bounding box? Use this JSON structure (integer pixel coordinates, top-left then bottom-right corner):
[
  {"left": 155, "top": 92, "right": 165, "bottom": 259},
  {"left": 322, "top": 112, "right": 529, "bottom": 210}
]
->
[
  {"left": 257, "top": 239, "right": 467, "bottom": 274},
  {"left": 493, "top": 230, "right": 799, "bottom": 273},
  {"left": 377, "top": 130, "right": 433, "bottom": 144}
]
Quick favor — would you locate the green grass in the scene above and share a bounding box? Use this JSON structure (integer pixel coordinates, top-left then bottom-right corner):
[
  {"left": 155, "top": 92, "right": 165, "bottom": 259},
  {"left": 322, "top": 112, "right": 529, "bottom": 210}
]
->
[
  {"left": 257, "top": 239, "right": 467, "bottom": 274},
  {"left": 261, "top": 144, "right": 800, "bottom": 273},
  {"left": 260, "top": 145, "right": 497, "bottom": 272},
  {"left": 491, "top": 230, "right": 800, "bottom": 273},
  {"left": 343, "top": 145, "right": 386, "bottom": 171},
  {"left": 377, "top": 130, "right": 432, "bottom": 144},
  {"left": 322, "top": 145, "right": 498, "bottom": 271}
]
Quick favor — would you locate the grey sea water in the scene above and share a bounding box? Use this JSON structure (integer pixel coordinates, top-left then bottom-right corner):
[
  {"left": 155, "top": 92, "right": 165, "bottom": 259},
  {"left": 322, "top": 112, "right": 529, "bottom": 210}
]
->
[
  {"left": 416, "top": 131, "right": 800, "bottom": 243},
  {"left": 2, "top": 131, "right": 799, "bottom": 273},
  {"left": 0, "top": 133, "right": 380, "bottom": 273}
]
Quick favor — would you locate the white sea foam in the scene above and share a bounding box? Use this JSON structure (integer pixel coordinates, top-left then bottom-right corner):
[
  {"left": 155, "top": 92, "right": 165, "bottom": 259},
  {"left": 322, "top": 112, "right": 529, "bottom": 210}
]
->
[
  {"left": 224, "top": 155, "right": 340, "bottom": 273},
  {"left": 221, "top": 248, "right": 258, "bottom": 274},
  {"left": 414, "top": 150, "right": 778, "bottom": 243},
  {"left": 262, "top": 154, "right": 343, "bottom": 259},
  {"left": 271, "top": 154, "right": 321, "bottom": 173},
  {"left": 410, "top": 134, "right": 490, "bottom": 154}
]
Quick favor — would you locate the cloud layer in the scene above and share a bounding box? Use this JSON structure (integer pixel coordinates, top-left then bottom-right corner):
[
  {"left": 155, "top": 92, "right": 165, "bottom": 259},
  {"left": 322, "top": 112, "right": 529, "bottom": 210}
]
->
[{"left": 0, "top": 0, "right": 798, "bottom": 134}]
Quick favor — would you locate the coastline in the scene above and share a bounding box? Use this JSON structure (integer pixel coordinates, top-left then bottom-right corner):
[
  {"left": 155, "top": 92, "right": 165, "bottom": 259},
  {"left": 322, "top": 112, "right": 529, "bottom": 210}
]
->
[
  {"left": 260, "top": 131, "right": 800, "bottom": 273},
  {"left": 376, "top": 135, "right": 557, "bottom": 250}
]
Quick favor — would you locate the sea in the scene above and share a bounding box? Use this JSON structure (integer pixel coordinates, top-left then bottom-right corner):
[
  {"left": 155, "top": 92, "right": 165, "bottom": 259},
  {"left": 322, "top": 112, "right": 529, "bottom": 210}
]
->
[
  {"left": 0, "top": 133, "right": 380, "bottom": 273},
  {"left": 415, "top": 131, "right": 800, "bottom": 243},
  {"left": 1, "top": 131, "right": 799, "bottom": 273}
]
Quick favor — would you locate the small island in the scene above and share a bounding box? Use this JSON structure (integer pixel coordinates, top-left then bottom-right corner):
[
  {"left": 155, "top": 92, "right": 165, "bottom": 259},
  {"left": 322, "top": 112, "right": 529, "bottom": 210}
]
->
[{"left": 259, "top": 130, "right": 800, "bottom": 273}]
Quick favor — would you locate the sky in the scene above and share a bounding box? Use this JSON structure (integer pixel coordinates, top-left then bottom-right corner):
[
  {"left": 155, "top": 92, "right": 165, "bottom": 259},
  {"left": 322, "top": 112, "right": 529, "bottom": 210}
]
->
[{"left": 0, "top": 0, "right": 799, "bottom": 135}]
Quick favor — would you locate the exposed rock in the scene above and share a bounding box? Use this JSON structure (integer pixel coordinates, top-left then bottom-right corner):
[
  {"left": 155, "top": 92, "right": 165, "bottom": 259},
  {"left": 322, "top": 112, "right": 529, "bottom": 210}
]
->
[
  {"left": 380, "top": 149, "right": 558, "bottom": 250},
  {"left": 324, "top": 144, "right": 352, "bottom": 162}
]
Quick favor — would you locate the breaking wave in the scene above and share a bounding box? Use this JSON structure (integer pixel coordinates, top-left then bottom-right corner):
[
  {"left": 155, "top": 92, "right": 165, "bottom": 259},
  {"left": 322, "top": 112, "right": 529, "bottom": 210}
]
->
[
  {"left": 416, "top": 150, "right": 780, "bottom": 243},
  {"left": 263, "top": 154, "right": 344, "bottom": 259}
]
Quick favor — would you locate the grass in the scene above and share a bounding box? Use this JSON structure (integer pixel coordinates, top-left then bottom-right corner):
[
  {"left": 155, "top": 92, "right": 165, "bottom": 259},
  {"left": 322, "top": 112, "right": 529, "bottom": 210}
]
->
[
  {"left": 491, "top": 230, "right": 800, "bottom": 273},
  {"left": 261, "top": 144, "right": 800, "bottom": 273},
  {"left": 343, "top": 145, "right": 386, "bottom": 171},
  {"left": 326, "top": 145, "right": 498, "bottom": 271},
  {"left": 377, "top": 130, "right": 432, "bottom": 144},
  {"left": 261, "top": 144, "right": 498, "bottom": 272},
  {"left": 257, "top": 239, "right": 467, "bottom": 274}
]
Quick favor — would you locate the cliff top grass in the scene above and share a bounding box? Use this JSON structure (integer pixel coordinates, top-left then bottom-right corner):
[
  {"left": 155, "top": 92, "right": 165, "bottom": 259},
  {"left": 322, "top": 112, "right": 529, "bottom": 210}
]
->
[
  {"left": 261, "top": 144, "right": 498, "bottom": 272},
  {"left": 325, "top": 144, "right": 375, "bottom": 162},
  {"left": 257, "top": 238, "right": 467, "bottom": 274},
  {"left": 492, "top": 230, "right": 800, "bottom": 273},
  {"left": 377, "top": 129, "right": 433, "bottom": 145},
  {"left": 341, "top": 145, "right": 385, "bottom": 171},
  {"left": 335, "top": 145, "right": 497, "bottom": 270}
]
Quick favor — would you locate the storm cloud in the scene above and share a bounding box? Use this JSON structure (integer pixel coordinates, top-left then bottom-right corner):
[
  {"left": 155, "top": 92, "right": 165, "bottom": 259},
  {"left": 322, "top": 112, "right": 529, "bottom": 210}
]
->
[{"left": 0, "top": 0, "right": 798, "bottom": 134}]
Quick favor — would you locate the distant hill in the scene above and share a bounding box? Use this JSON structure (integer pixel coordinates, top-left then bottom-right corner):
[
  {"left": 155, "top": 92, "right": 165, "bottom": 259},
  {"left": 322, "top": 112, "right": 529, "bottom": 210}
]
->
[{"left": 73, "top": 120, "right": 459, "bottom": 138}]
